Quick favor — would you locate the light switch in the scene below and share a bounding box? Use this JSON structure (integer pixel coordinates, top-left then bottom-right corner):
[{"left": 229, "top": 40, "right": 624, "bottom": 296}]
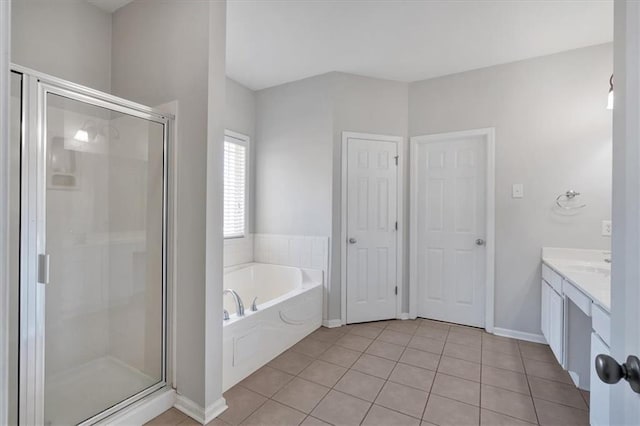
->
[
  {"left": 512, "top": 184, "right": 524, "bottom": 198},
  {"left": 602, "top": 220, "right": 612, "bottom": 236}
]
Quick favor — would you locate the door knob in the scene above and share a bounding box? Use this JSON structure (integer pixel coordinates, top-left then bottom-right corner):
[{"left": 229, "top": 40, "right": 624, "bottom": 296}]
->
[
  {"left": 348, "top": 238, "right": 357, "bottom": 244},
  {"left": 475, "top": 239, "right": 485, "bottom": 246},
  {"left": 595, "top": 354, "right": 640, "bottom": 394}
]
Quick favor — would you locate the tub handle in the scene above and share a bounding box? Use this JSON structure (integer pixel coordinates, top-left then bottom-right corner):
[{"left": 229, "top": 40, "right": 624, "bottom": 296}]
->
[
  {"left": 223, "top": 309, "right": 230, "bottom": 321},
  {"left": 251, "top": 297, "right": 258, "bottom": 312}
]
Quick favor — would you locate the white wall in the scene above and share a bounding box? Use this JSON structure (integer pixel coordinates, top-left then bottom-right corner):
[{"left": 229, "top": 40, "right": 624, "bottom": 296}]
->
[
  {"left": 11, "top": 0, "right": 112, "bottom": 92},
  {"left": 409, "top": 43, "right": 613, "bottom": 335},
  {"left": 112, "top": 0, "right": 226, "bottom": 410}
]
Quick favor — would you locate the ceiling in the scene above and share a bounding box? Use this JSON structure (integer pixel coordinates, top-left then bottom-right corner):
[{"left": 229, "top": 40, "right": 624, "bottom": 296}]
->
[
  {"left": 227, "top": 0, "right": 613, "bottom": 91},
  {"left": 86, "top": 0, "right": 133, "bottom": 13}
]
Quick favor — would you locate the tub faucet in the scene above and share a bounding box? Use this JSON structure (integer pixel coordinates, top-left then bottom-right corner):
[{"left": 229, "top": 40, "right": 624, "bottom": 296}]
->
[
  {"left": 223, "top": 309, "right": 230, "bottom": 321},
  {"left": 224, "top": 289, "right": 245, "bottom": 317}
]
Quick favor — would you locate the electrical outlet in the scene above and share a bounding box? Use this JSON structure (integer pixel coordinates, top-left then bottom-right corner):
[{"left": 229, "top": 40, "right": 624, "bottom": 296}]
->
[
  {"left": 512, "top": 184, "right": 524, "bottom": 198},
  {"left": 602, "top": 220, "right": 612, "bottom": 236}
]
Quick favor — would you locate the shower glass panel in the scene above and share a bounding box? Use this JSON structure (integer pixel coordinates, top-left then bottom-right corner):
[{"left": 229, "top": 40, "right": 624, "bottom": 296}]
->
[{"left": 43, "top": 93, "right": 165, "bottom": 425}]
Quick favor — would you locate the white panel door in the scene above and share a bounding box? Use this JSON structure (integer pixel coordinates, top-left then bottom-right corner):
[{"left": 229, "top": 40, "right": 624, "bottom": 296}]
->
[
  {"left": 414, "top": 135, "right": 486, "bottom": 327},
  {"left": 346, "top": 137, "right": 398, "bottom": 323}
]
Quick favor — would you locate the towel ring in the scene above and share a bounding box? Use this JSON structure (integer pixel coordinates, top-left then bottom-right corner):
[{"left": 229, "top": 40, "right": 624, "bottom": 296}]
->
[{"left": 556, "top": 190, "right": 586, "bottom": 210}]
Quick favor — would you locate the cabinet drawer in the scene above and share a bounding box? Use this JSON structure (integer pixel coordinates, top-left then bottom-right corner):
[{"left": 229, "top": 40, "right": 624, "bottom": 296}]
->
[
  {"left": 562, "top": 280, "right": 591, "bottom": 316},
  {"left": 592, "top": 303, "right": 610, "bottom": 346},
  {"left": 542, "top": 264, "right": 562, "bottom": 293}
]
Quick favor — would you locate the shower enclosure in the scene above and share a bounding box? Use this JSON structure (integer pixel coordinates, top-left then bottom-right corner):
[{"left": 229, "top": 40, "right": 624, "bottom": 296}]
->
[{"left": 11, "top": 66, "right": 172, "bottom": 425}]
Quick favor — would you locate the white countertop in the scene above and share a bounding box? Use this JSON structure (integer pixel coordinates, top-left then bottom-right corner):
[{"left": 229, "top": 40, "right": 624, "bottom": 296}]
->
[{"left": 542, "top": 247, "right": 611, "bottom": 313}]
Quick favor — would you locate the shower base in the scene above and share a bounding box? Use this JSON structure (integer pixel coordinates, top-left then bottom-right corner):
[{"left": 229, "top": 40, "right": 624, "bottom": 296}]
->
[{"left": 45, "top": 356, "right": 158, "bottom": 425}]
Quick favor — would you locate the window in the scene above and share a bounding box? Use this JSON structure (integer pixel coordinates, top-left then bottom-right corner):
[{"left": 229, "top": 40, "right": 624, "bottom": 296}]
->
[{"left": 224, "top": 131, "right": 249, "bottom": 238}]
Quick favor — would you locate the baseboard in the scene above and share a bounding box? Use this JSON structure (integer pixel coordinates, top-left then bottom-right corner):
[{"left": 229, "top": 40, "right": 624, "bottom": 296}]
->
[
  {"left": 205, "top": 397, "right": 228, "bottom": 424},
  {"left": 568, "top": 370, "right": 581, "bottom": 388},
  {"left": 175, "top": 394, "right": 228, "bottom": 424},
  {"left": 175, "top": 394, "right": 206, "bottom": 424},
  {"left": 322, "top": 319, "right": 343, "bottom": 328},
  {"left": 102, "top": 388, "right": 176, "bottom": 425},
  {"left": 492, "top": 327, "right": 546, "bottom": 344},
  {"left": 396, "top": 312, "right": 410, "bottom": 320}
]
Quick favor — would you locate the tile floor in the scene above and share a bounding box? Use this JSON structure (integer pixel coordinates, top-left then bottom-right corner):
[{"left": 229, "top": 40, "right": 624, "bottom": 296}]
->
[{"left": 146, "top": 319, "right": 590, "bottom": 426}]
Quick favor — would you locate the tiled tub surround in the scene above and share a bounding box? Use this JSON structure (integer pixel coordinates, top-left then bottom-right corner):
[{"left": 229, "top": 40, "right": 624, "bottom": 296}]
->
[
  {"left": 148, "top": 319, "right": 589, "bottom": 426},
  {"left": 224, "top": 235, "right": 255, "bottom": 267},
  {"left": 222, "top": 264, "right": 323, "bottom": 391}
]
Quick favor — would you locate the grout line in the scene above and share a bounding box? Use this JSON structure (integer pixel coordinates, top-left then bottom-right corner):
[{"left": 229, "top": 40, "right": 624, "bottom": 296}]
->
[{"left": 518, "top": 340, "right": 541, "bottom": 425}]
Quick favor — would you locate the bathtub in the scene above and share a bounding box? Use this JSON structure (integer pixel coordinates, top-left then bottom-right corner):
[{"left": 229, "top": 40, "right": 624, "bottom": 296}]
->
[{"left": 222, "top": 263, "right": 323, "bottom": 391}]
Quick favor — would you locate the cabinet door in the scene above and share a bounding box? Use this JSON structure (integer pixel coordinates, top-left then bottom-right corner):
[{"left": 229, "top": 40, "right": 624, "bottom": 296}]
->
[
  {"left": 541, "top": 280, "right": 550, "bottom": 342},
  {"left": 548, "top": 288, "right": 564, "bottom": 365},
  {"left": 590, "top": 332, "right": 610, "bottom": 426}
]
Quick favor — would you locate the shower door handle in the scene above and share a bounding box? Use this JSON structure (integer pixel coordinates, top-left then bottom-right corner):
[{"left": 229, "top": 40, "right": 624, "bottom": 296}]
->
[{"left": 38, "top": 254, "right": 50, "bottom": 284}]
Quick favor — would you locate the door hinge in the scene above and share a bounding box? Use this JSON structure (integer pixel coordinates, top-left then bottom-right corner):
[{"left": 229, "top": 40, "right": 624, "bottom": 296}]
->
[
  {"left": 38, "top": 254, "right": 50, "bottom": 284},
  {"left": 395, "top": 286, "right": 398, "bottom": 295},
  {"left": 394, "top": 155, "right": 399, "bottom": 165}
]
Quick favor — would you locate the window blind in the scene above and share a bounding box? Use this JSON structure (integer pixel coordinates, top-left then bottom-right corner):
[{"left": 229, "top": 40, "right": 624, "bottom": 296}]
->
[{"left": 223, "top": 138, "right": 247, "bottom": 238}]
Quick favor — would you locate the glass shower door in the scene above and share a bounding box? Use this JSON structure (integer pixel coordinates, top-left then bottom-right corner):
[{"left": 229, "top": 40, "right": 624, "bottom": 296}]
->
[{"left": 40, "top": 88, "right": 167, "bottom": 425}]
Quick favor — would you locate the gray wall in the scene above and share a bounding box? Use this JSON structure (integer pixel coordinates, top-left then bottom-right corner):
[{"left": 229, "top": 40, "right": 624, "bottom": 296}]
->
[
  {"left": 409, "top": 43, "right": 613, "bottom": 334},
  {"left": 112, "top": 0, "right": 226, "bottom": 408},
  {"left": 11, "top": 0, "right": 112, "bottom": 92},
  {"left": 255, "top": 73, "right": 334, "bottom": 236}
]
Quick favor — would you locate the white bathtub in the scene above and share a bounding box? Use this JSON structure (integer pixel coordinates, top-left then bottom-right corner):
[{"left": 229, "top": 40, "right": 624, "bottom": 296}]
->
[{"left": 222, "top": 263, "right": 323, "bottom": 391}]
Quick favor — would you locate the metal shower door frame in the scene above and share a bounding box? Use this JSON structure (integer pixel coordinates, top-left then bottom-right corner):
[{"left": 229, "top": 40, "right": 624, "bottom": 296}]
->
[{"left": 14, "top": 65, "right": 172, "bottom": 426}]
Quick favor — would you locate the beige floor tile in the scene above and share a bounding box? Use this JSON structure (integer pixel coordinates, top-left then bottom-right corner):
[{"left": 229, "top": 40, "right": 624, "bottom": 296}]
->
[
  {"left": 449, "top": 324, "right": 483, "bottom": 335},
  {"left": 318, "top": 344, "right": 361, "bottom": 368},
  {"left": 409, "top": 336, "right": 445, "bottom": 355},
  {"left": 291, "top": 337, "right": 332, "bottom": 358},
  {"left": 309, "top": 327, "right": 346, "bottom": 343},
  {"left": 272, "top": 377, "right": 330, "bottom": 414},
  {"left": 480, "top": 409, "right": 536, "bottom": 425},
  {"left": 206, "top": 418, "right": 231, "bottom": 426},
  {"left": 268, "top": 350, "right": 315, "bottom": 375},
  {"left": 299, "top": 360, "right": 348, "bottom": 387},
  {"left": 362, "top": 404, "right": 421, "bottom": 426},
  {"left": 239, "top": 366, "right": 295, "bottom": 397},
  {"left": 437, "top": 356, "right": 481, "bottom": 382},
  {"left": 386, "top": 320, "right": 420, "bottom": 335},
  {"left": 349, "top": 324, "right": 384, "bottom": 339},
  {"left": 481, "top": 339, "right": 520, "bottom": 356},
  {"left": 399, "top": 347, "right": 440, "bottom": 371},
  {"left": 389, "top": 363, "right": 436, "bottom": 392},
  {"left": 528, "top": 376, "right": 588, "bottom": 410},
  {"left": 311, "top": 390, "right": 372, "bottom": 426},
  {"left": 334, "top": 370, "right": 385, "bottom": 402},
  {"left": 335, "top": 333, "right": 374, "bottom": 352},
  {"left": 480, "top": 365, "right": 530, "bottom": 395},
  {"left": 522, "top": 357, "right": 573, "bottom": 384},
  {"left": 375, "top": 381, "right": 428, "bottom": 419},
  {"left": 414, "top": 325, "right": 449, "bottom": 341},
  {"left": 422, "top": 394, "right": 479, "bottom": 426},
  {"left": 145, "top": 408, "right": 188, "bottom": 426},
  {"left": 418, "top": 319, "right": 451, "bottom": 330},
  {"left": 443, "top": 342, "right": 481, "bottom": 363},
  {"left": 431, "top": 373, "right": 480, "bottom": 406},
  {"left": 378, "top": 329, "right": 413, "bottom": 346},
  {"left": 480, "top": 384, "right": 537, "bottom": 424},
  {"left": 300, "top": 416, "right": 331, "bottom": 426},
  {"left": 580, "top": 389, "right": 590, "bottom": 407},
  {"left": 351, "top": 353, "right": 397, "bottom": 379},
  {"left": 534, "top": 398, "right": 590, "bottom": 426},
  {"left": 220, "top": 386, "right": 268, "bottom": 425},
  {"left": 178, "top": 417, "right": 204, "bottom": 425},
  {"left": 519, "top": 342, "right": 557, "bottom": 363},
  {"left": 366, "top": 320, "right": 389, "bottom": 329},
  {"left": 240, "top": 400, "right": 306, "bottom": 426},
  {"left": 365, "top": 340, "right": 405, "bottom": 361},
  {"left": 481, "top": 350, "right": 524, "bottom": 373},
  {"left": 446, "top": 331, "right": 482, "bottom": 348}
]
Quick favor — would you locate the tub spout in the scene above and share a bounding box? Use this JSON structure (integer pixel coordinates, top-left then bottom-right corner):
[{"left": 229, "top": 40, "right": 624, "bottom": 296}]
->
[{"left": 224, "top": 289, "right": 245, "bottom": 317}]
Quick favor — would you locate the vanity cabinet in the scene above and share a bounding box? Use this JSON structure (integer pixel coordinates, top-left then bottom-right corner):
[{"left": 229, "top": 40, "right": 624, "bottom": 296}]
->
[
  {"left": 541, "top": 275, "right": 565, "bottom": 365},
  {"left": 590, "top": 331, "right": 610, "bottom": 426}
]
